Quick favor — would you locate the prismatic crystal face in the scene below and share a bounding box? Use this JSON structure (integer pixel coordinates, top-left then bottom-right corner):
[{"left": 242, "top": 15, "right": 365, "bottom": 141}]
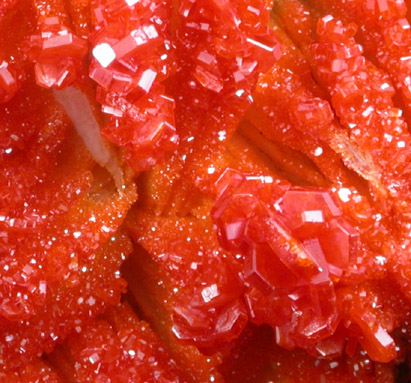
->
[
  {"left": 212, "top": 169, "right": 361, "bottom": 349},
  {"left": 3, "top": 0, "right": 411, "bottom": 381}
]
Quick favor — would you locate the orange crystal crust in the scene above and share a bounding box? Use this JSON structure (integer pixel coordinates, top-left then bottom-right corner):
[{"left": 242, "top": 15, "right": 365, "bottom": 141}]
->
[{"left": 3, "top": 0, "right": 411, "bottom": 382}]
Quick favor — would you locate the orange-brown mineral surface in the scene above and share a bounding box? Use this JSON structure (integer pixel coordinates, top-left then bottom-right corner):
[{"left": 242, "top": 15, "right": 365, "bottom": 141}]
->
[{"left": 2, "top": 0, "right": 411, "bottom": 382}]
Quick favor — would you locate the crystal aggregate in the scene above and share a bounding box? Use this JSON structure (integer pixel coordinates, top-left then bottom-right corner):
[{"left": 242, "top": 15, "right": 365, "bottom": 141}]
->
[{"left": 2, "top": 0, "right": 411, "bottom": 382}]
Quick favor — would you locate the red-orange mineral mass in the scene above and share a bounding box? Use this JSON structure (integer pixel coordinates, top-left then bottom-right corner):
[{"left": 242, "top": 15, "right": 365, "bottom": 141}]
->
[
  {"left": 212, "top": 169, "right": 346, "bottom": 348},
  {"left": 51, "top": 303, "right": 188, "bottom": 383},
  {"left": 3, "top": 0, "right": 411, "bottom": 382},
  {"left": 89, "top": 0, "right": 179, "bottom": 172},
  {"left": 27, "top": 16, "right": 88, "bottom": 89}
]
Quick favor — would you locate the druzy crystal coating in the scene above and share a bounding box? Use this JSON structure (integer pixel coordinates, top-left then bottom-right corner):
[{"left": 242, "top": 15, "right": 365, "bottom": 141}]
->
[{"left": 3, "top": 0, "right": 411, "bottom": 381}]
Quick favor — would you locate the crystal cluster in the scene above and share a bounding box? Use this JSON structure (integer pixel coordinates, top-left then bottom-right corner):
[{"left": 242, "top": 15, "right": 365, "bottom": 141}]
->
[
  {"left": 172, "top": 255, "right": 248, "bottom": 353},
  {"left": 304, "top": 0, "right": 411, "bottom": 117},
  {"left": 211, "top": 169, "right": 403, "bottom": 362},
  {"left": 89, "top": 0, "right": 178, "bottom": 172},
  {"left": 172, "top": 0, "right": 281, "bottom": 142},
  {"left": 311, "top": 15, "right": 411, "bottom": 213},
  {"left": 248, "top": 62, "right": 347, "bottom": 186},
  {"left": 4, "top": 0, "right": 411, "bottom": 381},
  {"left": 59, "top": 303, "right": 187, "bottom": 383},
  {"left": 129, "top": 162, "right": 399, "bottom": 363},
  {"left": 27, "top": 17, "right": 87, "bottom": 89},
  {"left": 245, "top": 20, "right": 353, "bottom": 188},
  {"left": 212, "top": 169, "right": 345, "bottom": 348},
  {"left": 0, "top": 74, "right": 136, "bottom": 369},
  {"left": 1, "top": 232, "right": 131, "bottom": 369}
]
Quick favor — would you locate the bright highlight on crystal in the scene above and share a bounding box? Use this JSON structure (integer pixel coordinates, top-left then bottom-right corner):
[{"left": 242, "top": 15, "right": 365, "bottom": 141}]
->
[{"left": 92, "top": 43, "right": 116, "bottom": 68}]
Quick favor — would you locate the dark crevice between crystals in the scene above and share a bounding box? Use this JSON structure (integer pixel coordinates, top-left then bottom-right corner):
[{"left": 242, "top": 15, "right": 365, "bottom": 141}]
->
[
  {"left": 218, "top": 324, "right": 277, "bottom": 383},
  {"left": 132, "top": 168, "right": 180, "bottom": 217},
  {"left": 237, "top": 122, "right": 330, "bottom": 188},
  {"left": 121, "top": 241, "right": 170, "bottom": 331},
  {"left": 121, "top": 241, "right": 211, "bottom": 383},
  {"left": 395, "top": 361, "right": 410, "bottom": 383},
  {"left": 121, "top": 285, "right": 146, "bottom": 323},
  {"left": 45, "top": 344, "right": 77, "bottom": 383},
  {"left": 88, "top": 164, "right": 117, "bottom": 201}
]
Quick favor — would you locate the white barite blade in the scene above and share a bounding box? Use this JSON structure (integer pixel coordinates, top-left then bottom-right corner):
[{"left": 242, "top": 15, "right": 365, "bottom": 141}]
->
[{"left": 53, "top": 87, "right": 124, "bottom": 190}]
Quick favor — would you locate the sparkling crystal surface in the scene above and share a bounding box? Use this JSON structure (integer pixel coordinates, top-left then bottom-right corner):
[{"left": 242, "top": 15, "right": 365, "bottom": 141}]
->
[
  {"left": 211, "top": 169, "right": 359, "bottom": 348},
  {"left": 27, "top": 17, "right": 87, "bottom": 89},
  {"left": 64, "top": 303, "right": 187, "bottom": 383},
  {"left": 88, "top": 0, "right": 178, "bottom": 172},
  {"left": 2, "top": 0, "right": 411, "bottom": 380}
]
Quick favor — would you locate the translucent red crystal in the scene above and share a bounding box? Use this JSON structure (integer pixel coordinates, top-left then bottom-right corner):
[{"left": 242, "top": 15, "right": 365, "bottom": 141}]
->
[
  {"left": 60, "top": 303, "right": 188, "bottom": 383},
  {"left": 88, "top": 0, "right": 178, "bottom": 172},
  {"left": 212, "top": 169, "right": 352, "bottom": 346},
  {"left": 3, "top": 0, "right": 411, "bottom": 380},
  {"left": 0, "top": 61, "right": 20, "bottom": 103},
  {"left": 172, "top": 256, "right": 248, "bottom": 353},
  {"left": 27, "top": 17, "right": 87, "bottom": 89},
  {"left": 278, "top": 189, "right": 360, "bottom": 276}
]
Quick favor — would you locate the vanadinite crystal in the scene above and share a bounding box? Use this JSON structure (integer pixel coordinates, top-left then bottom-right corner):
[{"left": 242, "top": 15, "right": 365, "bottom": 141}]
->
[
  {"left": 27, "top": 17, "right": 88, "bottom": 89},
  {"left": 211, "top": 169, "right": 349, "bottom": 348},
  {"left": 4, "top": 0, "right": 411, "bottom": 382},
  {"left": 89, "top": 0, "right": 179, "bottom": 172}
]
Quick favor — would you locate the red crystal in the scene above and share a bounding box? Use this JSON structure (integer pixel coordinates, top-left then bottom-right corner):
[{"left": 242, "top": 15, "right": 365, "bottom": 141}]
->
[
  {"left": 173, "top": 296, "right": 249, "bottom": 353},
  {"left": 211, "top": 169, "right": 363, "bottom": 347},
  {"left": 112, "top": 25, "right": 161, "bottom": 60},
  {"left": 101, "top": 84, "right": 179, "bottom": 172},
  {"left": 88, "top": 0, "right": 178, "bottom": 172},
  {"left": 0, "top": 61, "right": 20, "bottom": 103},
  {"left": 337, "top": 282, "right": 400, "bottom": 363},
  {"left": 277, "top": 189, "right": 360, "bottom": 275},
  {"left": 27, "top": 17, "right": 87, "bottom": 89},
  {"left": 3, "top": 0, "right": 411, "bottom": 379},
  {"left": 293, "top": 98, "right": 334, "bottom": 131}
]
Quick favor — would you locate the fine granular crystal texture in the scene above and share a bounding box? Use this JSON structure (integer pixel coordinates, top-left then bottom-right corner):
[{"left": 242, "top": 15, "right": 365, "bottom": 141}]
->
[{"left": 3, "top": 0, "right": 411, "bottom": 382}]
